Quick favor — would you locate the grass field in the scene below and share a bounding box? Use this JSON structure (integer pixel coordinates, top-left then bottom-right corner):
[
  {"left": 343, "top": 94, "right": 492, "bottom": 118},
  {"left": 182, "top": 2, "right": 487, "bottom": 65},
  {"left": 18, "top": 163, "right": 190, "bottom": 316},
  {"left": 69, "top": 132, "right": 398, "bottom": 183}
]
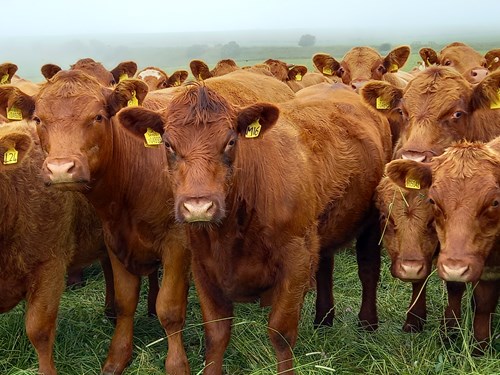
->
[{"left": 1, "top": 250, "right": 499, "bottom": 375}]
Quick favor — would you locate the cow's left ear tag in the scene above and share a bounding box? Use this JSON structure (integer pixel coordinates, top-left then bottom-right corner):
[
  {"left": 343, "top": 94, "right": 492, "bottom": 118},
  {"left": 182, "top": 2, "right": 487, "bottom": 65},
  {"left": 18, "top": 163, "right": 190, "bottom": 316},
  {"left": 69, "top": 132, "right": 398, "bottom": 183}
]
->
[
  {"left": 405, "top": 176, "right": 420, "bottom": 189},
  {"left": 295, "top": 73, "right": 302, "bottom": 81},
  {"left": 3, "top": 147, "right": 18, "bottom": 165},
  {"left": 144, "top": 127, "right": 162, "bottom": 148},
  {"left": 0, "top": 74, "right": 9, "bottom": 85},
  {"left": 490, "top": 88, "right": 500, "bottom": 109},
  {"left": 322, "top": 67, "right": 332, "bottom": 75},
  {"left": 127, "top": 90, "right": 139, "bottom": 107},
  {"left": 389, "top": 64, "right": 399, "bottom": 73},
  {"left": 6, "top": 106, "right": 23, "bottom": 120},
  {"left": 119, "top": 73, "right": 129, "bottom": 82},
  {"left": 376, "top": 96, "right": 391, "bottom": 110},
  {"left": 245, "top": 119, "right": 261, "bottom": 138}
]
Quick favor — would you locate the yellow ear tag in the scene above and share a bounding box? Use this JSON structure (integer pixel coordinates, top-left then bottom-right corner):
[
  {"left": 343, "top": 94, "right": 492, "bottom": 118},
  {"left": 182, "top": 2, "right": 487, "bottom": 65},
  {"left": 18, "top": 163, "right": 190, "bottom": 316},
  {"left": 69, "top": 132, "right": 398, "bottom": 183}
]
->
[
  {"left": 174, "top": 80, "right": 180, "bottom": 87},
  {"left": 245, "top": 119, "right": 261, "bottom": 138},
  {"left": 490, "top": 89, "right": 500, "bottom": 109},
  {"left": 198, "top": 74, "right": 203, "bottom": 81},
  {"left": 389, "top": 64, "right": 399, "bottom": 73},
  {"left": 405, "top": 176, "right": 421, "bottom": 189},
  {"left": 6, "top": 106, "right": 23, "bottom": 120},
  {"left": 322, "top": 67, "right": 333, "bottom": 75},
  {"left": 295, "top": 73, "right": 302, "bottom": 81},
  {"left": 119, "top": 73, "right": 129, "bottom": 82},
  {"left": 3, "top": 148, "right": 18, "bottom": 165},
  {"left": 127, "top": 91, "right": 139, "bottom": 107},
  {"left": 376, "top": 96, "right": 391, "bottom": 110},
  {"left": 143, "top": 127, "right": 163, "bottom": 148},
  {"left": 0, "top": 74, "right": 9, "bottom": 84}
]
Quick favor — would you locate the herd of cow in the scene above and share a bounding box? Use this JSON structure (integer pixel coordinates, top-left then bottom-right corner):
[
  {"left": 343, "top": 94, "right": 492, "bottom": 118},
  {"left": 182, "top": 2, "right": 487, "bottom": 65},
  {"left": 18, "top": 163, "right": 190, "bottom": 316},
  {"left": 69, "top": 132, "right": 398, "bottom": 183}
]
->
[{"left": 0, "top": 40, "right": 499, "bottom": 374}]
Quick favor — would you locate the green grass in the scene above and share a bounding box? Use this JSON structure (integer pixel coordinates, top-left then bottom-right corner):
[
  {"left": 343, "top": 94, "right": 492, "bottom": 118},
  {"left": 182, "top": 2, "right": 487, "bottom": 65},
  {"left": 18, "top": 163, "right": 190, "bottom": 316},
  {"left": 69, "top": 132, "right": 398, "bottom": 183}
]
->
[{"left": 1, "top": 250, "right": 499, "bottom": 374}]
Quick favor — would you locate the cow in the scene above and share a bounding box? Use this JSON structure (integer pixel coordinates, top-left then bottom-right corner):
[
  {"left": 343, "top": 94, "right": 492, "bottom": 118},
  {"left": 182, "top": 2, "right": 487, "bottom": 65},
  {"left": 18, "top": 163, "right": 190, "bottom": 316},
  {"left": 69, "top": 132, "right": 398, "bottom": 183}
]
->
[
  {"left": 0, "top": 121, "right": 108, "bottom": 375},
  {"left": 312, "top": 45, "right": 412, "bottom": 90},
  {"left": 190, "top": 58, "right": 240, "bottom": 80},
  {"left": 361, "top": 66, "right": 500, "bottom": 162},
  {"left": 385, "top": 139, "right": 500, "bottom": 350},
  {"left": 40, "top": 57, "right": 138, "bottom": 86},
  {"left": 419, "top": 42, "right": 500, "bottom": 84},
  {"left": 375, "top": 176, "right": 465, "bottom": 332},
  {"left": 117, "top": 83, "right": 391, "bottom": 374},
  {"left": 262, "top": 58, "right": 335, "bottom": 92},
  {"left": 0, "top": 62, "right": 42, "bottom": 95},
  {"left": 136, "top": 66, "right": 189, "bottom": 90},
  {"left": 1, "top": 70, "right": 191, "bottom": 375}
]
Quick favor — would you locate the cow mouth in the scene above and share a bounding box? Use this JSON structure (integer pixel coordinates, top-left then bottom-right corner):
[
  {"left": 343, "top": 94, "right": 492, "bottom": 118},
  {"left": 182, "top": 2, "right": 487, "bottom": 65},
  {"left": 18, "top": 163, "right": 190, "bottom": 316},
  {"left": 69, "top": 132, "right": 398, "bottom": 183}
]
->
[{"left": 44, "top": 179, "right": 91, "bottom": 191}]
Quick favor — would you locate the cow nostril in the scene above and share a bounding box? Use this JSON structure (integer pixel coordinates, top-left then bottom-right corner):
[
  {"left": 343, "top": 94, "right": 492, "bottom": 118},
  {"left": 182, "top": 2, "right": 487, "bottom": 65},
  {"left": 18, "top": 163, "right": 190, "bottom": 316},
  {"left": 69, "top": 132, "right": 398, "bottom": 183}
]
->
[{"left": 471, "top": 71, "right": 477, "bottom": 76}]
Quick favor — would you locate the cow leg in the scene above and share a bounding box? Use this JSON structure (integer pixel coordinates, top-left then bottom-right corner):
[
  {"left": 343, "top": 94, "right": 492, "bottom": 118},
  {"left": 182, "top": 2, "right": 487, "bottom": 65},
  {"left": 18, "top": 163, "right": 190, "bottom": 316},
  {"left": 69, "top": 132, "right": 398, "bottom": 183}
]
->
[
  {"left": 403, "top": 280, "right": 427, "bottom": 332},
  {"left": 25, "top": 262, "right": 66, "bottom": 375},
  {"left": 66, "top": 268, "right": 85, "bottom": 288},
  {"left": 314, "top": 254, "right": 334, "bottom": 327},
  {"left": 147, "top": 266, "right": 160, "bottom": 317},
  {"left": 472, "top": 280, "right": 499, "bottom": 352},
  {"left": 356, "top": 222, "right": 381, "bottom": 330},
  {"left": 100, "top": 254, "right": 116, "bottom": 320},
  {"left": 102, "top": 250, "right": 140, "bottom": 375},
  {"left": 157, "top": 238, "right": 190, "bottom": 375},
  {"left": 443, "top": 281, "right": 465, "bottom": 332}
]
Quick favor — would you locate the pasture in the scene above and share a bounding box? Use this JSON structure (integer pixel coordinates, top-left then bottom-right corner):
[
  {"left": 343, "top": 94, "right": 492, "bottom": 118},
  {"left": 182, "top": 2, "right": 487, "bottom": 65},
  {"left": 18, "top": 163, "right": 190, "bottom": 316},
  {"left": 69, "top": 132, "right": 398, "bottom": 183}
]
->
[{"left": 1, "top": 250, "right": 499, "bottom": 374}]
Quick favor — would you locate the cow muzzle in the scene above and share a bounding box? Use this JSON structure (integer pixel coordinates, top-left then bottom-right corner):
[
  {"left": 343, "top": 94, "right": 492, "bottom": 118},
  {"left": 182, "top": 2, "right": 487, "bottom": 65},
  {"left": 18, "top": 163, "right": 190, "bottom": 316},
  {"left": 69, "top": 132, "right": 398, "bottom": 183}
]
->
[
  {"left": 43, "top": 157, "right": 90, "bottom": 186},
  {"left": 392, "top": 259, "right": 429, "bottom": 281},
  {"left": 177, "top": 197, "right": 222, "bottom": 223},
  {"left": 437, "top": 257, "right": 480, "bottom": 283}
]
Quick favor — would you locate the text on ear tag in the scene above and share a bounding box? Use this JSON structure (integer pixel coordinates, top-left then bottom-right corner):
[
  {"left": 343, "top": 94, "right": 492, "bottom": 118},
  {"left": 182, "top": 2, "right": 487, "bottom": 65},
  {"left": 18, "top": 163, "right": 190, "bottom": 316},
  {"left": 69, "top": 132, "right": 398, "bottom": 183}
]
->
[
  {"left": 7, "top": 106, "right": 23, "bottom": 120},
  {"left": 376, "top": 96, "right": 391, "bottom": 110},
  {"left": 3, "top": 148, "right": 18, "bottom": 165},
  {"left": 144, "top": 127, "right": 162, "bottom": 148},
  {"left": 0, "top": 74, "right": 9, "bottom": 84},
  {"left": 295, "top": 73, "right": 302, "bottom": 81},
  {"left": 245, "top": 119, "right": 261, "bottom": 138},
  {"left": 405, "top": 176, "right": 421, "bottom": 189},
  {"left": 490, "top": 88, "right": 500, "bottom": 109},
  {"left": 322, "top": 67, "right": 332, "bottom": 75},
  {"left": 127, "top": 90, "right": 139, "bottom": 107}
]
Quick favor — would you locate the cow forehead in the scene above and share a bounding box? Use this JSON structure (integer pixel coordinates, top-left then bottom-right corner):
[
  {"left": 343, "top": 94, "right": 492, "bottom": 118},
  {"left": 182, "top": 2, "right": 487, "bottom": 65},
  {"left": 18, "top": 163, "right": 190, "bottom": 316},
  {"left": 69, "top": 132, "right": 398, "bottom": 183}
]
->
[
  {"left": 138, "top": 69, "right": 163, "bottom": 80},
  {"left": 343, "top": 47, "right": 381, "bottom": 65}
]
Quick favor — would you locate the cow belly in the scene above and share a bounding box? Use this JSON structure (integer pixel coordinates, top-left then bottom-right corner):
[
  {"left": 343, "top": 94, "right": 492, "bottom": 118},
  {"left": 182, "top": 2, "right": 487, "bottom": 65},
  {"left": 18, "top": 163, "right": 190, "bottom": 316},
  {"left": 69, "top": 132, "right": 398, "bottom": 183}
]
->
[{"left": 0, "top": 277, "right": 26, "bottom": 312}]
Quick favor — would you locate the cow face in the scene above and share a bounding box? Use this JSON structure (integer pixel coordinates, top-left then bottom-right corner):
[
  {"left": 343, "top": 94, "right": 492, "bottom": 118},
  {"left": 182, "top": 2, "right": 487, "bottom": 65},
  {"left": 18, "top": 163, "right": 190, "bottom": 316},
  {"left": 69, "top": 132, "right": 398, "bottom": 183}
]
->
[
  {"left": 375, "top": 177, "right": 437, "bottom": 282},
  {"left": 386, "top": 142, "right": 500, "bottom": 283},
  {"left": 33, "top": 70, "right": 148, "bottom": 190},
  {"left": 118, "top": 85, "right": 279, "bottom": 224}
]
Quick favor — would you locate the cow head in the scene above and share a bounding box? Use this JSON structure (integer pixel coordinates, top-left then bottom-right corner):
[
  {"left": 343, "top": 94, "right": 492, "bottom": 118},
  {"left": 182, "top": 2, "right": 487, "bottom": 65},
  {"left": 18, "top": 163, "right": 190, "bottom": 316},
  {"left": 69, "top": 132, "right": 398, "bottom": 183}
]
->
[
  {"left": 386, "top": 141, "right": 500, "bottom": 283},
  {"left": 0, "top": 62, "right": 19, "bottom": 85},
  {"left": 26, "top": 70, "right": 148, "bottom": 190},
  {"left": 0, "top": 123, "right": 34, "bottom": 170},
  {"left": 118, "top": 84, "right": 279, "bottom": 224},
  {"left": 362, "top": 67, "right": 500, "bottom": 162},
  {"left": 420, "top": 42, "right": 489, "bottom": 84},
  {"left": 375, "top": 177, "right": 437, "bottom": 282},
  {"left": 0, "top": 85, "right": 35, "bottom": 121}
]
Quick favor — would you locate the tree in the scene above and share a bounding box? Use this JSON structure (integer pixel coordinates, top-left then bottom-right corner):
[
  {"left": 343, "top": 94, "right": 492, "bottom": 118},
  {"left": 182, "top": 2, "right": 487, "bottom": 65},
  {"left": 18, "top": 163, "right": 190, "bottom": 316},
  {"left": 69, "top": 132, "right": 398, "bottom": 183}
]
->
[
  {"left": 221, "top": 41, "right": 241, "bottom": 59},
  {"left": 379, "top": 43, "right": 392, "bottom": 53},
  {"left": 298, "top": 34, "right": 316, "bottom": 47},
  {"left": 186, "top": 44, "right": 209, "bottom": 59}
]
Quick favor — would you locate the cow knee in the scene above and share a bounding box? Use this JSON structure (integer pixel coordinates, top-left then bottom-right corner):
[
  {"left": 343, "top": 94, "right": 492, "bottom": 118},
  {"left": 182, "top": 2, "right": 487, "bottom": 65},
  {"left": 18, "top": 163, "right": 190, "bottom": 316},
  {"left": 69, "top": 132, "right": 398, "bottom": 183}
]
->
[{"left": 156, "top": 304, "right": 185, "bottom": 331}]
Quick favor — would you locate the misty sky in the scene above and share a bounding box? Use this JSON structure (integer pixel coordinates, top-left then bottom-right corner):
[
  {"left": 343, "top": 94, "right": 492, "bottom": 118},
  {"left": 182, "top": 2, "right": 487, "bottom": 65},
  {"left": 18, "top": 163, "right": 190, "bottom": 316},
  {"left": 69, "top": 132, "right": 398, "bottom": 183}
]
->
[{"left": 5, "top": 0, "right": 500, "bottom": 37}]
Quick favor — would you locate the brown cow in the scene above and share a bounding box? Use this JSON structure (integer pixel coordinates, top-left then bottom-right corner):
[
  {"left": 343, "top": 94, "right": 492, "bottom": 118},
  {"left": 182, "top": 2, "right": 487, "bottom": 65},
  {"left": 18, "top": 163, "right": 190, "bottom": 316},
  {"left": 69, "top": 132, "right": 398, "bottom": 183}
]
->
[
  {"left": 386, "top": 139, "right": 500, "bottom": 350},
  {"left": 361, "top": 66, "right": 500, "bottom": 162},
  {"left": 136, "top": 66, "right": 189, "bottom": 90},
  {"left": 312, "top": 45, "right": 412, "bottom": 90},
  {"left": 375, "top": 177, "right": 465, "bottom": 332},
  {"left": 41, "top": 57, "right": 138, "bottom": 86},
  {"left": 190, "top": 58, "right": 240, "bottom": 80},
  {"left": 420, "top": 42, "right": 500, "bottom": 84},
  {"left": 0, "top": 121, "right": 108, "bottom": 375},
  {"left": 118, "top": 84, "right": 391, "bottom": 374},
  {"left": 0, "top": 62, "right": 42, "bottom": 95},
  {"left": 2, "top": 70, "right": 191, "bottom": 375}
]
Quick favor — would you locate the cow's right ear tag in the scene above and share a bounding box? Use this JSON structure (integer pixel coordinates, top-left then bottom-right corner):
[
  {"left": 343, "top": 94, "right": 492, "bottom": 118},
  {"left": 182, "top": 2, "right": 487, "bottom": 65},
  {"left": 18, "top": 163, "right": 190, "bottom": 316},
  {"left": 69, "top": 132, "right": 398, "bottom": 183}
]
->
[
  {"left": 376, "top": 96, "right": 391, "bottom": 109},
  {"left": 144, "top": 127, "right": 162, "bottom": 148},
  {"left": 3, "top": 147, "right": 18, "bottom": 165},
  {"left": 322, "top": 67, "right": 332, "bottom": 75},
  {"left": 7, "top": 106, "right": 23, "bottom": 120},
  {"left": 490, "top": 88, "right": 500, "bottom": 109},
  {"left": 245, "top": 119, "right": 261, "bottom": 138},
  {"left": 0, "top": 74, "right": 9, "bottom": 85},
  {"left": 127, "top": 91, "right": 139, "bottom": 107},
  {"left": 405, "top": 176, "right": 420, "bottom": 189}
]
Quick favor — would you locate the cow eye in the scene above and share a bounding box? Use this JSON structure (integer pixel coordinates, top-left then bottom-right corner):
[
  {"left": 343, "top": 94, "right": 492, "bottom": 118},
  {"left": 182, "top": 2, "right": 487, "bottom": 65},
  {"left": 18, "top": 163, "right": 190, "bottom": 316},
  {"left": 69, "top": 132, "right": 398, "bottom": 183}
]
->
[
  {"left": 452, "top": 111, "right": 464, "bottom": 119},
  {"left": 428, "top": 198, "right": 435, "bottom": 205},
  {"left": 337, "top": 67, "right": 345, "bottom": 76},
  {"left": 94, "top": 114, "right": 104, "bottom": 122},
  {"left": 110, "top": 79, "right": 116, "bottom": 86},
  {"left": 377, "top": 65, "right": 387, "bottom": 74},
  {"left": 32, "top": 116, "right": 41, "bottom": 125},
  {"left": 493, "top": 200, "right": 499, "bottom": 207},
  {"left": 443, "top": 60, "right": 452, "bottom": 66},
  {"left": 224, "top": 138, "right": 237, "bottom": 153}
]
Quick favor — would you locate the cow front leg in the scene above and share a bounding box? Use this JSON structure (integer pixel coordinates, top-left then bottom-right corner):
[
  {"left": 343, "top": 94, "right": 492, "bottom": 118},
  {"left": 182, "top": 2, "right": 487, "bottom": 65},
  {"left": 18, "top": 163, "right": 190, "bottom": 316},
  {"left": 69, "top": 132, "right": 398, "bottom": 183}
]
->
[
  {"left": 403, "top": 280, "right": 427, "bottom": 332},
  {"left": 443, "top": 281, "right": 465, "bottom": 333},
  {"left": 101, "top": 250, "right": 140, "bottom": 375},
  {"left": 472, "top": 280, "right": 499, "bottom": 352},
  {"left": 314, "top": 254, "right": 334, "bottom": 327}
]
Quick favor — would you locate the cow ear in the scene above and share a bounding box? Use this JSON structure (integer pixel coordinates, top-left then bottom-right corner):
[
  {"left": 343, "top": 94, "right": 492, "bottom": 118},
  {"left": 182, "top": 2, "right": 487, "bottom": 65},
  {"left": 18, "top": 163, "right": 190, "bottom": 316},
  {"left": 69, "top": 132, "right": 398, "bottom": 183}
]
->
[
  {"left": 385, "top": 159, "right": 433, "bottom": 190},
  {"left": 190, "top": 60, "right": 212, "bottom": 81},
  {"left": 0, "top": 86, "right": 35, "bottom": 120},
  {"left": 485, "top": 49, "right": 500, "bottom": 71},
  {"left": 107, "top": 79, "right": 149, "bottom": 117},
  {"left": 360, "top": 81, "right": 403, "bottom": 111},
  {"left": 0, "top": 131, "right": 33, "bottom": 169},
  {"left": 118, "top": 107, "right": 165, "bottom": 140},
  {"left": 470, "top": 70, "right": 500, "bottom": 111},
  {"left": 312, "top": 53, "right": 341, "bottom": 76},
  {"left": 0, "top": 63, "right": 18, "bottom": 84},
  {"left": 383, "top": 46, "right": 410, "bottom": 72},
  {"left": 236, "top": 103, "right": 279, "bottom": 138},
  {"left": 167, "top": 70, "right": 189, "bottom": 87},
  {"left": 41, "top": 64, "right": 62, "bottom": 80},
  {"left": 419, "top": 48, "right": 438, "bottom": 67},
  {"left": 288, "top": 65, "right": 307, "bottom": 81},
  {"left": 110, "top": 61, "right": 138, "bottom": 83}
]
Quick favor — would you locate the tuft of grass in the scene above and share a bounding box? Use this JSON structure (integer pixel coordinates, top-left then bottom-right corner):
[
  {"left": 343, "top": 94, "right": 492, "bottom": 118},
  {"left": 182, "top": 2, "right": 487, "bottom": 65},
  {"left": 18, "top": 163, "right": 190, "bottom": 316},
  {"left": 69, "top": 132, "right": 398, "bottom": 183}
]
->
[{"left": 0, "top": 251, "right": 499, "bottom": 374}]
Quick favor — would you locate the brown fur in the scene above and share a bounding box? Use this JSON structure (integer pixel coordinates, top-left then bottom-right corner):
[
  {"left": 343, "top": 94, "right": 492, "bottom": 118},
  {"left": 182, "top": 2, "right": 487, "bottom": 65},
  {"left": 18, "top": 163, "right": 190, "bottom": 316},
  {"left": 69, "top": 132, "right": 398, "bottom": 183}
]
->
[
  {"left": 0, "top": 122, "right": 107, "bottom": 375},
  {"left": 17, "top": 70, "right": 190, "bottom": 375},
  {"left": 118, "top": 83, "right": 391, "bottom": 374},
  {"left": 136, "top": 66, "right": 189, "bottom": 90},
  {"left": 190, "top": 59, "right": 239, "bottom": 80}
]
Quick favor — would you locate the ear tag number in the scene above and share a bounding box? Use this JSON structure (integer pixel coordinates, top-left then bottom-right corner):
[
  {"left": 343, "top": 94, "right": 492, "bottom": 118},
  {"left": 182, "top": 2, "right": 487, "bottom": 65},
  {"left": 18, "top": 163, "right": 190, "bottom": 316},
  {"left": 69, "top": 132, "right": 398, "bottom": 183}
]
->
[
  {"left": 127, "top": 90, "right": 139, "bottom": 107},
  {"left": 295, "top": 73, "right": 302, "bottom": 81},
  {"left": 7, "top": 106, "right": 23, "bottom": 120},
  {"left": 144, "top": 127, "right": 163, "bottom": 148},
  {"left": 0, "top": 74, "right": 9, "bottom": 84},
  {"left": 405, "top": 176, "right": 421, "bottom": 189},
  {"left": 322, "top": 67, "right": 332, "bottom": 75},
  {"left": 3, "top": 148, "right": 18, "bottom": 165},
  {"left": 376, "top": 96, "right": 391, "bottom": 109},
  {"left": 490, "top": 89, "right": 500, "bottom": 109},
  {"left": 119, "top": 73, "right": 129, "bottom": 82},
  {"left": 245, "top": 119, "right": 261, "bottom": 138}
]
